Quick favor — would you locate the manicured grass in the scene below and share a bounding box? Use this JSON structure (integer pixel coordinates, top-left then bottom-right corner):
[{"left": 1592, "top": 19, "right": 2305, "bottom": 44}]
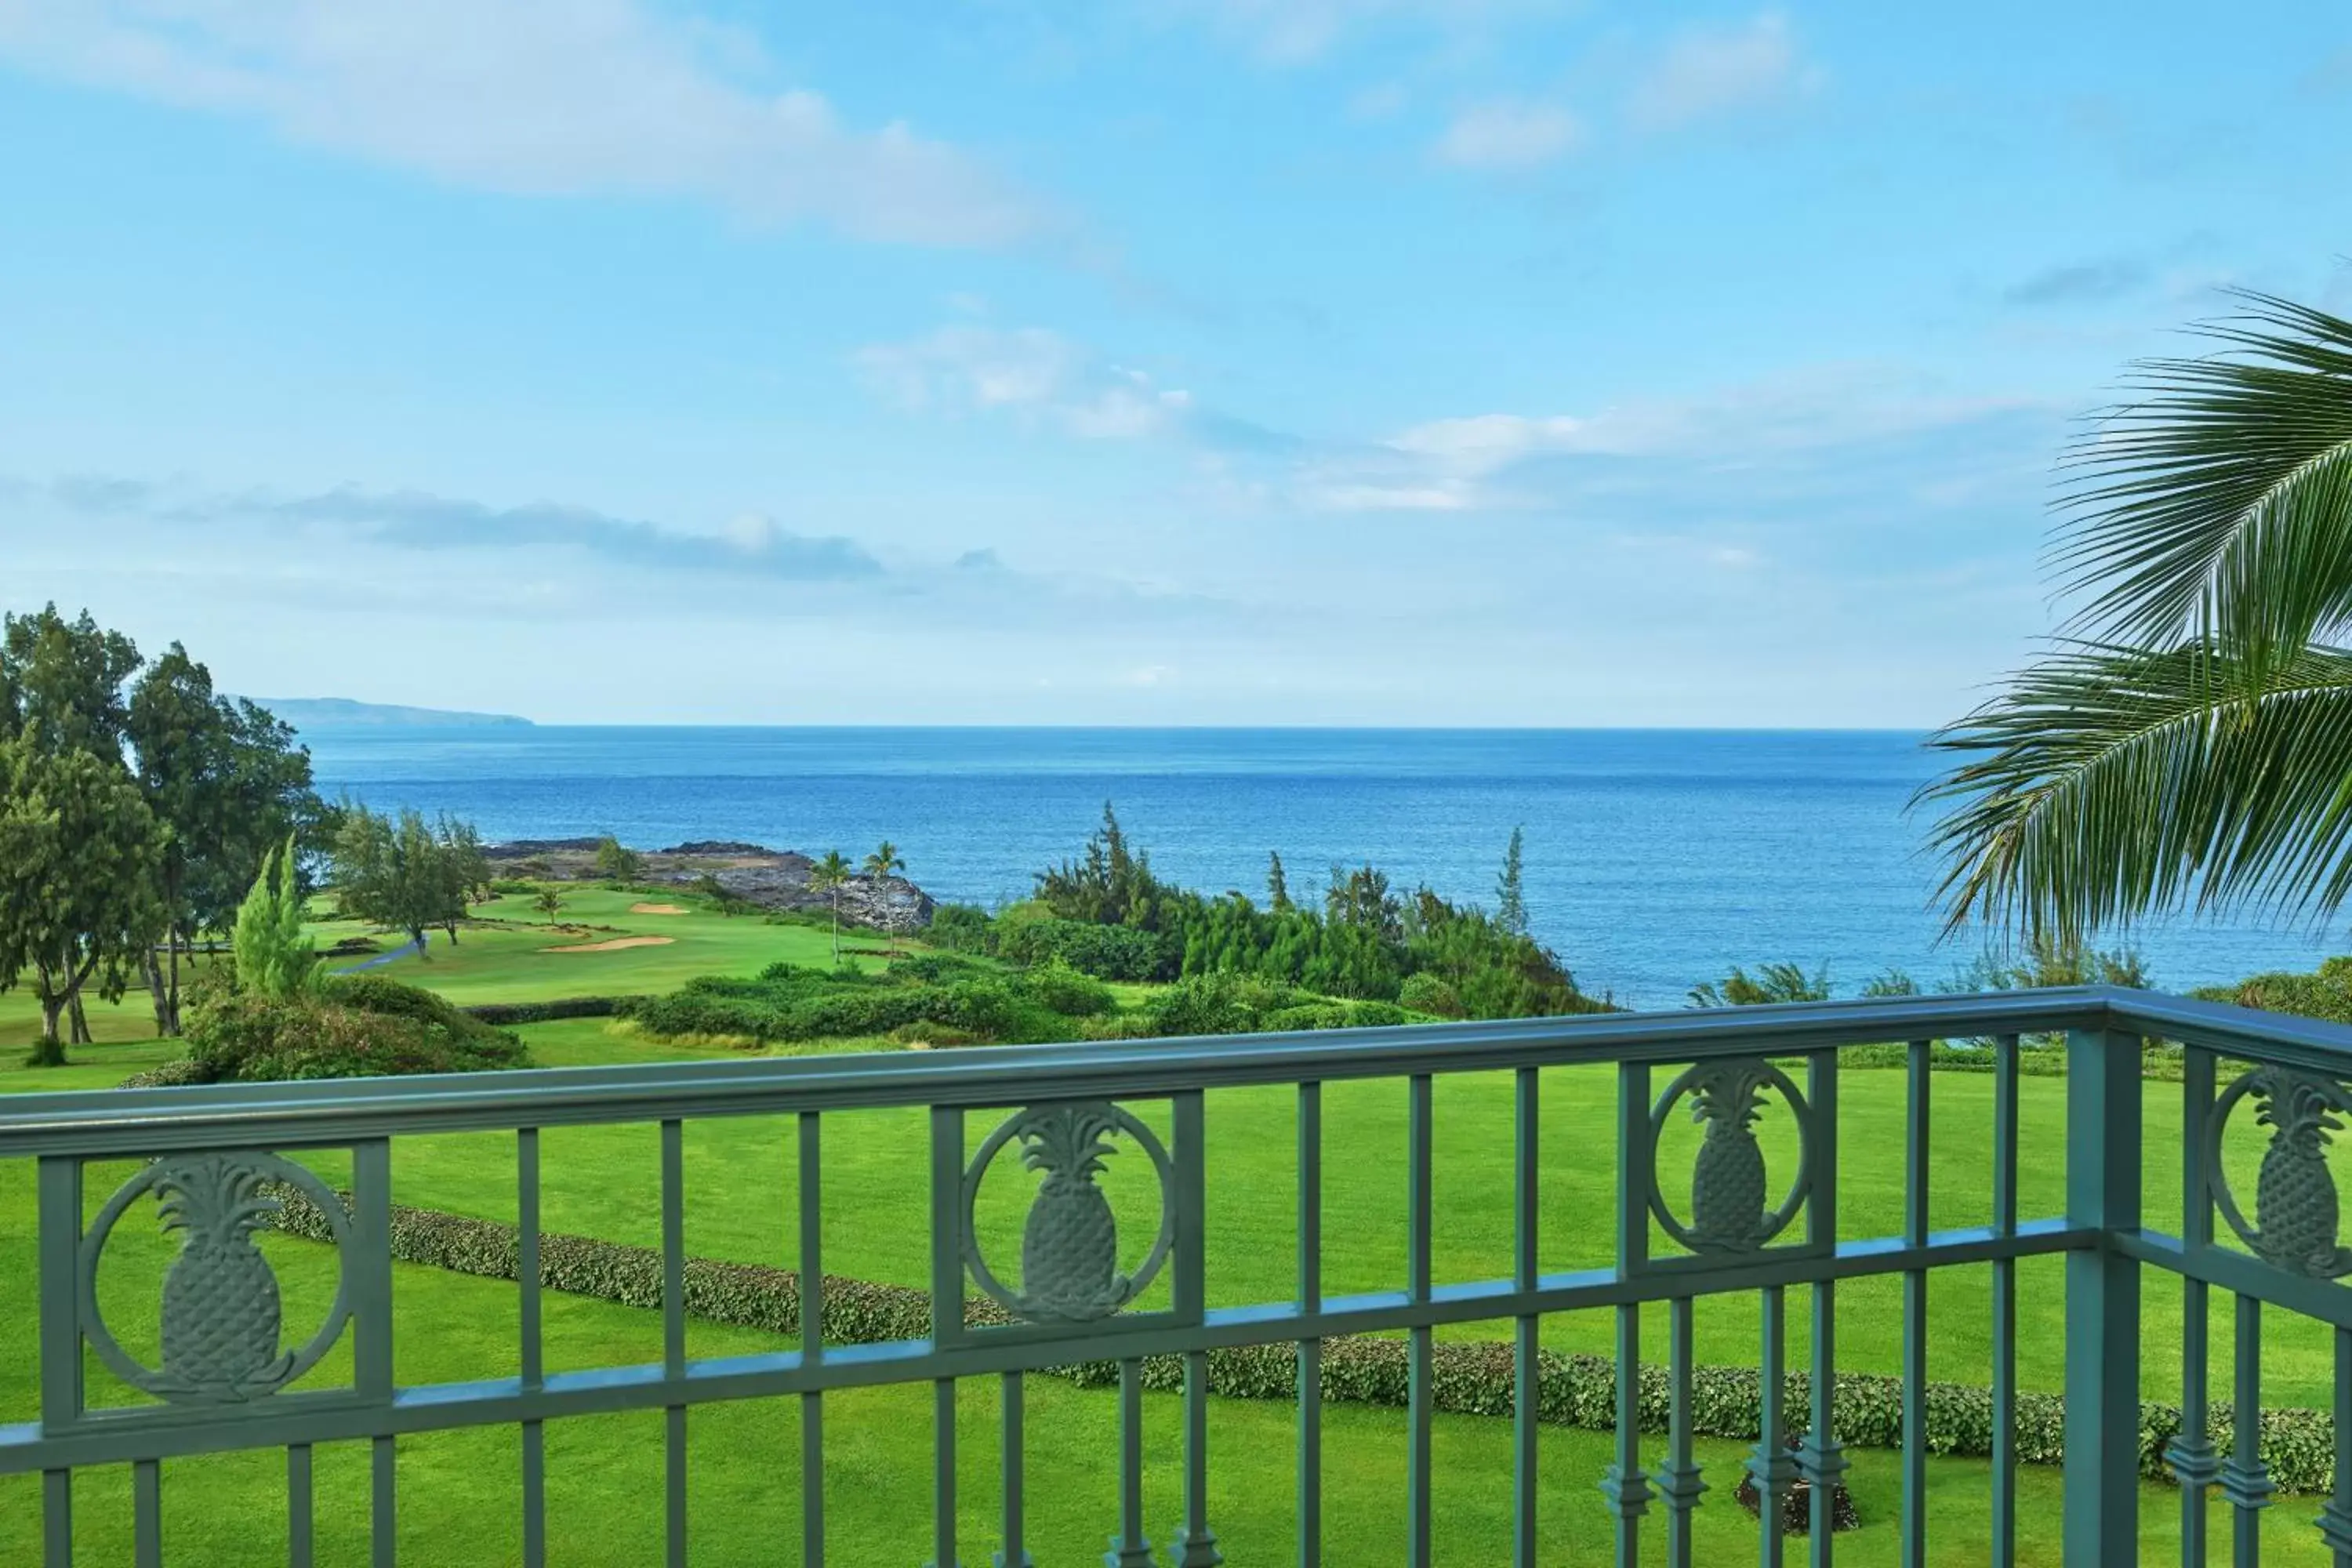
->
[
  {"left": 0, "top": 884, "right": 873, "bottom": 1051},
  {"left": 0, "top": 1151, "right": 2326, "bottom": 1566}
]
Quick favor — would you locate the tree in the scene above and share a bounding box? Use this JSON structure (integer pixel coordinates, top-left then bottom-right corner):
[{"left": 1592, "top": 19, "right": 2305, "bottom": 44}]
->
[
  {"left": 810, "top": 850, "right": 853, "bottom": 965},
  {"left": 0, "top": 735, "right": 166, "bottom": 1060},
  {"left": 534, "top": 887, "right": 564, "bottom": 924},
  {"left": 334, "top": 804, "right": 471, "bottom": 950},
  {"left": 232, "top": 838, "right": 314, "bottom": 1000},
  {"left": 1918, "top": 292, "right": 2352, "bottom": 942},
  {"left": 863, "top": 840, "right": 906, "bottom": 880},
  {"left": 1267, "top": 851, "right": 1292, "bottom": 913},
  {"left": 126, "top": 646, "right": 324, "bottom": 1034},
  {"left": 1688, "top": 962, "right": 1833, "bottom": 1008},
  {"left": 594, "top": 836, "right": 643, "bottom": 883},
  {"left": 0, "top": 604, "right": 140, "bottom": 763},
  {"left": 1495, "top": 826, "right": 1528, "bottom": 938}
]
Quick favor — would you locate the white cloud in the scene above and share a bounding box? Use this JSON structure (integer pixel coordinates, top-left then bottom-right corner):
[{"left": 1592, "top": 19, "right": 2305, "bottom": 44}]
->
[
  {"left": 1432, "top": 100, "right": 1582, "bottom": 170},
  {"left": 1152, "top": 0, "right": 1561, "bottom": 64},
  {"left": 0, "top": 0, "right": 1040, "bottom": 245},
  {"left": 855, "top": 326, "right": 1196, "bottom": 441},
  {"left": 1290, "top": 368, "right": 2045, "bottom": 513},
  {"left": 1627, "top": 12, "right": 1821, "bottom": 132}
]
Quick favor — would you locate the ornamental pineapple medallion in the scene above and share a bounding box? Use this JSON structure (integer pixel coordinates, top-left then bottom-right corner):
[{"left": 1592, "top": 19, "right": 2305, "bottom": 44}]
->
[
  {"left": 1019, "top": 1105, "right": 1126, "bottom": 1317},
  {"left": 1646, "top": 1058, "right": 1813, "bottom": 1258},
  {"left": 1689, "top": 1065, "right": 1774, "bottom": 1249},
  {"left": 2210, "top": 1067, "right": 2352, "bottom": 1279},
  {"left": 77, "top": 1149, "right": 357, "bottom": 1410},
  {"left": 156, "top": 1156, "right": 292, "bottom": 1399},
  {"left": 962, "top": 1101, "right": 1176, "bottom": 1327}
]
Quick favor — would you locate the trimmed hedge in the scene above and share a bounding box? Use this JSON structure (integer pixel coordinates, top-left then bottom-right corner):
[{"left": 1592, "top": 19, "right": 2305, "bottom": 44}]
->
[
  {"left": 464, "top": 996, "right": 646, "bottom": 1026},
  {"left": 267, "top": 1187, "right": 2335, "bottom": 1492}
]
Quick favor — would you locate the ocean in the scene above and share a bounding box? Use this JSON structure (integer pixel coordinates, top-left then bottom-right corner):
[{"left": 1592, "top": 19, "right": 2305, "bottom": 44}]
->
[{"left": 301, "top": 726, "right": 2334, "bottom": 1010}]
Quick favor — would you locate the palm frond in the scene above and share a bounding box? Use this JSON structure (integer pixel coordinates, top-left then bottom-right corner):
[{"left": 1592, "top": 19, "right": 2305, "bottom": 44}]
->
[
  {"left": 2055, "top": 290, "right": 2352, "bottom": 673},
  {"left": 1916, "top": 641, "right": 2352, "bottom": 939}
]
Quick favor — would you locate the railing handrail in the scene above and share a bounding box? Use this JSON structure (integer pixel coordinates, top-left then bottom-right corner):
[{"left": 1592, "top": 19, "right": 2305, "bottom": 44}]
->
[{"left": 5, "top": 983, "right": 2315, "bottom": 1156}]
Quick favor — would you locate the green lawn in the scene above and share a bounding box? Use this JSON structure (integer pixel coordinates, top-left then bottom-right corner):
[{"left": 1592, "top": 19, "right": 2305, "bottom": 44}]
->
[{"left": 2, "top": 891, "right": 2343, "bottom": 1561}]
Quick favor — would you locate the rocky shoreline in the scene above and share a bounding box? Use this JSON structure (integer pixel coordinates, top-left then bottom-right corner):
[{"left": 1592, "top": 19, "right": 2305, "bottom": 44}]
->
[{"left": 482, "top": 837, "right": 936, "bottom": 935}]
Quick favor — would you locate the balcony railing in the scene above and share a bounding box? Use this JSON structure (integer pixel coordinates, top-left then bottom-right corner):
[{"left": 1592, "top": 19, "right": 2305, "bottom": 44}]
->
[{"left": 4, "top": 985, "right": 2351, "bottom": 1565}]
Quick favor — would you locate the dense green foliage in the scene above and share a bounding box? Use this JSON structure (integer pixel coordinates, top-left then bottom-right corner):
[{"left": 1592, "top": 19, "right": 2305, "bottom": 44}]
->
[
  {"left": 177, "top": 972, "right": 528, "bottom": 1082},
  {"left": 593, "top": 836, "right": 642, "bottom": 881},
  {"left": 2193, "top": 955, "right": 2352, "bottom": 1027},
  {"left": 230, "top": 838, "right": 314, "bottom": 999},
  {"left": 626, "top": 955, "right": 1079, "bottom": 1045},
  {"left": 0, "top": 606, "right": 325, "bottom": 1046},
  {"left": 0, "top": 734, "right": 168, "bottom": 1059},
  {"left": 332, "top": 803, "right": 488, "bottom": 946},
  {"left": 1011, "top": 805, "right": 1610, "bottom": 1017}
]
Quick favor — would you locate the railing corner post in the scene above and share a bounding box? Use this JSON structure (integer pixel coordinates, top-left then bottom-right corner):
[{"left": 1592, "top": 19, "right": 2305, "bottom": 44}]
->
[{"left": 2062, "top": 1025, "right": 2143, "bottom": 1567}]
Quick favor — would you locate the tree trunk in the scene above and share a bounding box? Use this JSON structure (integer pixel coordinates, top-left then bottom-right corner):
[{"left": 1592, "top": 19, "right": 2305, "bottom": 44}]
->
[
  {"left": 143, "top": 949, "right": 173, "bottom": 1036},
  {"left": 166, "top": 923, "right": 182, "bottom": 1036},
  {"left": 69, "top": 989, "right": 92, "bottom": 1046},
  {"left": 29, "top": 987, "right": 65, "bottom": 1065}
]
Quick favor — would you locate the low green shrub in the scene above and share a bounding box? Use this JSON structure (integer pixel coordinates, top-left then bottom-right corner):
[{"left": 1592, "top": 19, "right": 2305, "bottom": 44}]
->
[
  {"left": 465, "top": 996, "right": 644, "bottom": 1025},
  {"left": 995, "top": 914, "right": 1168, "bottom": 981},
  {"left": 1398, "top": 973, "right": 1465, "bottom": 1018},
  {"left": 490, "top": 878, "right": 541, "bottom": 895},
  {"left": 179, "top": 977, "right": 528, "bottom": 1083},
  {"left": 264, "top": 1185, "right": 2337, "bottom": 1493},
  {"left": 923, "top": 903, "right": 997, "bottom": 956},
  {"left": 1015, "top": 959, "right": 1116, "bottom": 1018}
]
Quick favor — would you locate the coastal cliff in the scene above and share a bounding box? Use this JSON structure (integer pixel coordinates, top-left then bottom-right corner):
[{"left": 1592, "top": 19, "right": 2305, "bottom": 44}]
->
[{"left": 481, "top": 837, "right": 936, "bottom": 935}]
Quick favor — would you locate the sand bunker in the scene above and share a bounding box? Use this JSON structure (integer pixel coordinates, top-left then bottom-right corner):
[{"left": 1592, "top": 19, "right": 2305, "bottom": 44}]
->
[
  {"left": 544, "top": 936, "right": 677, "bottom": 953},
  {"left": 629, "top": 902, "right": 689, "bottom": 915}
]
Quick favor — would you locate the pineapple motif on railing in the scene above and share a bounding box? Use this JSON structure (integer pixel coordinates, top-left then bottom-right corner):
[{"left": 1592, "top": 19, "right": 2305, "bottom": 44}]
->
[
  {"left": 1647, "top": 1058, "right": 1815, "bottom": 1257},
  {"left": 76, "top": 1151, "right": 354, "bottom": 1406},
  {"left": 2209, "top": 1065, "right": 2352, "bottom": 1279},
  {"left": 962, "top": 1102, "right": 1174, "bottom": 1323}
]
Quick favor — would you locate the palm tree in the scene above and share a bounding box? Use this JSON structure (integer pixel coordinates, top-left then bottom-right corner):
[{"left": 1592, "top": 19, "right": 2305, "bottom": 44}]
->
[
  {"left": 810, "top": 850, "right": 853, "bottom": 965},
  {"left": 1918, "top": 291, "right": 2352, "bottom": 943},
  {"left": 533, "top": 887, "right": 563, "bottom": 925},
  {"left": 862, "top": 840, "right": 906, "bottom": 881}
]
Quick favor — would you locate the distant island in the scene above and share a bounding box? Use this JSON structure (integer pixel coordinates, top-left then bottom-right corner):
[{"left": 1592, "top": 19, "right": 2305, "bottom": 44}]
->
[{"left": 245, "top": 697, "right": 536, "bottom": 731}]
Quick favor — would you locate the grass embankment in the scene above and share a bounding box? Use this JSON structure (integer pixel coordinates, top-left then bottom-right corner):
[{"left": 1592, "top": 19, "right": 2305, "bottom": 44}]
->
[{"left": 1, "top": 884, "right": 2343, "bottom": 1561}]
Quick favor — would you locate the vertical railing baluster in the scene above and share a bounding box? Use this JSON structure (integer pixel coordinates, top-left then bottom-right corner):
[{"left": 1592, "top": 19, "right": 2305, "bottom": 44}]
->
[
  {"left": 1169, "top": 1091, "right": 1219, "bottom": 1568},
  {"left": 1513, "top": 1067, "right": 1541, "bottom": 1568},
  {"left": 289, "top": 1443, "right": 315, "bottom": 1568},
  {"left": 1298, "top": 1081, "right": 1323, "bottom": 1568},
  {"left": 518, "top": 1127, "right": 546, "bottom": 1568},
  {"left": 798, "top": 1110, "right": 825, "bottom": 1568},
  {"left": 38, "top": 1157, "right": 82, "bottom": 1568},
  {"left": 1900, "top": 1039, "right": 1929, "bottom": 1568},
  {"left": 2222, "top": 1293, "right": 2274, "bottom": 1563},
  {"left": 660, "top": 1118, "right": 688, "bottom": 1568},
  {"left": 2170, "top": 1051, "right": 2220, "bottom": 1566},
  {"left": 1112, "top": 1359, "right": 1154, "bottom": 1567},
  {"left": 1406, "top": 1073, "right": 1435, "bottom": 1568},
  {"left": 354, "top": 1139, "right": 396, "bottom": 1568},
  {"left": 1990, "top": 1033, "right": 2020, "bottom": 1568},
  {"left": 133, "top": 1457, "right": 161, "bottom": 1568},
  {"left": 1661, "top": 1296, "right": 1701, "bottom": 1568},
  {"left": 2323, "top": 1326, "right": 2352, "bottom": 1566},
  {"left": 1799, "top": 1048, "right": 1846, "bottom": 1566},
  {"left": 2062, "top": 1025, "right": 2143, "bottom": 1566},
  {"left": 929, "top": 1106, "right": 965, "bottom": 1568},
  {"left": 935, "top": 1377, "right": 961, "bottom": 1568},
  {"left": 1755, "top": 1287, "right": 1795, "bottom": 1568},
  {"left": 1001, "top": 1371, "right": 1030, "bottom": 1568},
  {"left": 1602, "top": 1062, "right": 1653, "bottom": 1566}
]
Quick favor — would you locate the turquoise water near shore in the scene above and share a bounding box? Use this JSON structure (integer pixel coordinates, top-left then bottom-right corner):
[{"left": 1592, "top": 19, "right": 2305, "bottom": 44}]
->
[{"left": 302, "top": 726, "right": 2333, "bottom": 1009}]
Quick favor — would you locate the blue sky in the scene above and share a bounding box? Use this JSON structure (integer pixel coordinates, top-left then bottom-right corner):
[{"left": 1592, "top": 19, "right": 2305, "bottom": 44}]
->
[{"left": 2, "top": 2, "right": 2347, "bottom": 726}]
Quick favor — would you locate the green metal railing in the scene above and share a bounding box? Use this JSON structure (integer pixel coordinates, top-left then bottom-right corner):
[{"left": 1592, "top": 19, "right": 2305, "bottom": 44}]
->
[{"left": 3, "top": 985, "right": 2350, "bottom": 1564}]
